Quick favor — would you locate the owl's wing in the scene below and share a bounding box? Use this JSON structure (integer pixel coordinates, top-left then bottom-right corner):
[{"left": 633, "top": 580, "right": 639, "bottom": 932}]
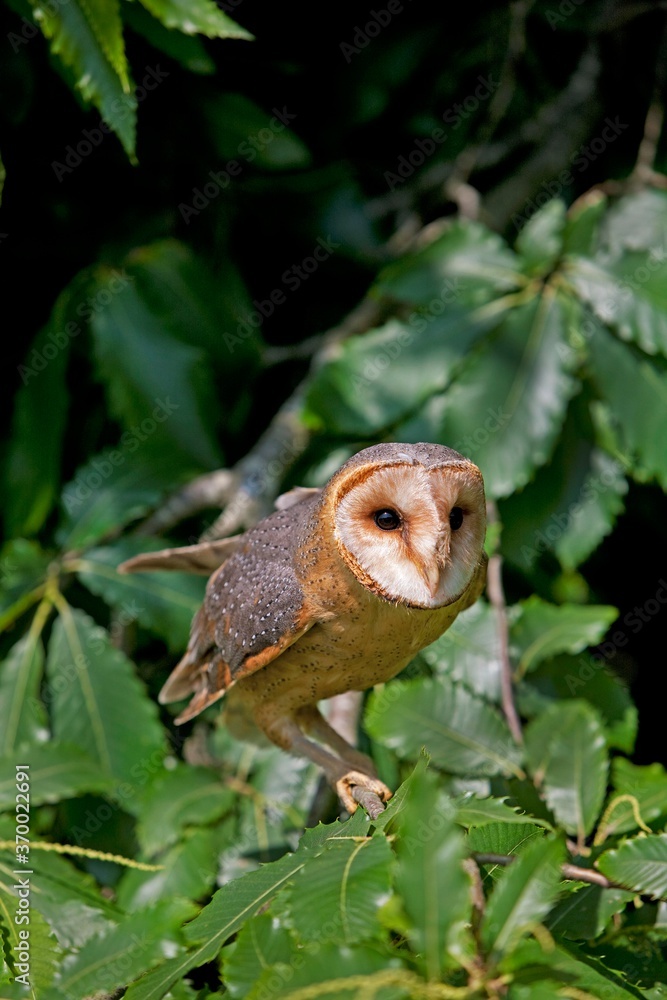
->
[
  {"left": 118, "top": 536, "right": 243, "bottom": 575},
  {"left": 159, "top": 501, "right": 321, "bottom": 724},
  {"left": 274, "top": 486, "right": 321, "bottom": 510}
]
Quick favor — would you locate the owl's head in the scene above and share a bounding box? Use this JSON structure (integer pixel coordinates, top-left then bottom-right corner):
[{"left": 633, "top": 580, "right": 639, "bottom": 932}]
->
[{"left": 328, "top": 442, "right": 486, "bottom": 609}]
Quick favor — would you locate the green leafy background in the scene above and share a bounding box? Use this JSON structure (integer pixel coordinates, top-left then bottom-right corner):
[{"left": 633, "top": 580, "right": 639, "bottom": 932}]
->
[{"left": 2, "top": 0, "right": 667, "bottom": 997}]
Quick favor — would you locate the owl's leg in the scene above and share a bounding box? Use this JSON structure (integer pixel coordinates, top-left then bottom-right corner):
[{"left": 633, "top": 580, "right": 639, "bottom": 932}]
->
[
  {"left": 263, "top": 711, "right": 392, "bottom": 818},
  {"left": 298, "top": 706, "right": 377, "bottom": 776}
]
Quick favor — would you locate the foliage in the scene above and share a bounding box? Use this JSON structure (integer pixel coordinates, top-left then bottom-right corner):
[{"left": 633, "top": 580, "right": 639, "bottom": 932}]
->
[{"left": 2, "top": 0, "right": 667, "bottom": 997}]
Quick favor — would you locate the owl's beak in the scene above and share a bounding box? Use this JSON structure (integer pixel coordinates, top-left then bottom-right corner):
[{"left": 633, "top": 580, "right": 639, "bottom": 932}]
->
[
  {"left": 418, "top": 560, "right": 442, "bottom": 598},
  {"left": 419, "top": 534, "right": 450, "bottom": 597}
]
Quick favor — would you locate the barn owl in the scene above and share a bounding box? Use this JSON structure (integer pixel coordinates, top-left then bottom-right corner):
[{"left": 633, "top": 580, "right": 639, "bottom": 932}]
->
[{"left": 120, "top": 442, "right": 487, "bottom": 816}]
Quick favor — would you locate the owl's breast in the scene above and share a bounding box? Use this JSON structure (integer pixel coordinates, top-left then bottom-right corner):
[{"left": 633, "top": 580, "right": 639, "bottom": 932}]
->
[{"left": 234, "top": 569, "right": 462, "bottom": 712}]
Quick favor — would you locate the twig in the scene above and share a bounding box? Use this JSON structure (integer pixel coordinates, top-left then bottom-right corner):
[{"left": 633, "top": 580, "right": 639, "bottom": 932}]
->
[
  {"left": 445, "top": 0, "right": 534, "bottom": 217},
  {"left": 483, "top": 44, "right": 601, "bottom": 230},
  {"left": 485, "top": 501, "right": 523, "bottom": 744},
  {"left": 350, "top": 784, "right": 387, "bottom": 821},
  {"left": 135, "top": 296, "right": 384, "bottom": 542},
  {"left": 473, "top": 852, "right": 616, "bottom": 889}
]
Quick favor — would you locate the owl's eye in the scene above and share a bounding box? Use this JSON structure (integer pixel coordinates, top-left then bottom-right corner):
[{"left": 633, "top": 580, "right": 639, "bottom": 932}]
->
[
  {"left": 449, "top": 507, "right": 464, "bottom": 531},
  {"left": 373, "top": 508, "right": 402, "bottom": 531}
]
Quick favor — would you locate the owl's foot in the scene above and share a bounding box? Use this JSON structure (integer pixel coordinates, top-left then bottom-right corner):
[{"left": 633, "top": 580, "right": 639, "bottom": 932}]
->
[{"left": 336, "top": 771, "right": 393, "bottom": 819}]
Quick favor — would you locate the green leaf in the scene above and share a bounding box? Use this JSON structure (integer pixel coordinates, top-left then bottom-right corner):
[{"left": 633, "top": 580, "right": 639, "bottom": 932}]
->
[
  {"left": 561, "top": 190, "right": 607, "bottom": 257},
  {"left": 5, "top": 848, "right": 119, "bottom": 949},
  {"left": 376, "top": 218, "right": 523, "bottom": 306},
  {"left": 602, "top": 759, "right": 667, "bottom": 837},
  {"left": 138, "top": 0, "right": 252, "bottom": 38},
  {"left": 133, "top": 763, "right": 235, "bottom": 855},
  {"left": 0, "top": 539, "right": 52, "bottom": 626},
  {"left": 365, "top": 676, "right": 524, "bottom": 778},
  {"left": 586, "top": 935, "right": 667, "bottom": 994},
  {"left": 304, "top": 313, "right": 495, "bottom": 437},
  {"left": 185, "top": 851, "right": 309, "bottom": 953},
  {"left": 0, "top": 742, "right": 115, "bottom": 810},
  {"left": 0, "top": 892, "right": 60, "bottom": 996},
  {"left": 498, "top": 388, "right": 628, "bottom": 573},
  {"left": 75, "top": 540, "right": 205, "bottom": 653},
  {"left": 205, "top": 94, "right": 310, "bottom": 169},
  {"left": 124, "top": 954, "right": 201, "bottom": 1000},
  {"left": 46, "top": 607, "right": 165, "bottom": 788},
  {"left": 588, "top": 323, "right": 667, "bottom": 489},
  {"left": 598, "top": 833, "right": 667, "bottom": 899},
  {"left": 547, "top": 883, "right": 634, "bottom": 940},
  {"left": 502, "top": 939, "right": 648, "bottom": 999},
  {"left": 520, "top": 654, "right": 637, "bottom": 754},
  {"left": 455, "top": 795, "right": 551, "bottom": 830},
  {"left": 467, "top": 821, "right": 547, "bottom": 875},
  {"left": 122, "top": 3, "right": 216, "bottom": 73},
  {"left": 516, "top": 199, "right": 566, "bottom": 275},
  {"left": 58, "top": 447, "right": 181, "bottom": 550},
  {"left": 481, "top": 833, "right": 565, "bottom": 958},
  {"left": 5, "top": 323, "right": 70, "bottom": 538},
  {"left": 370, "top": 756, "right": 429, "bottom": 832},
  {"left": 247, "top": 943, "right": 404, "bottom": 1000},
  {"left": 499, "top": 427, "right": 628, "bottom": 573},
  {"left": 0, "top": 632, "right": 49, "bottom": 756},
  {"left": 124, "top": 848, "right": 315, "bottom": 997},
  {"left": 395, "top": 768, "right": 469, "bottom": 978},
  {"left": 598, "top": 189, "right": 667, "bottom": 256},
  {"left": 510, "top": 596, "right": 618, "bottom": 675},
  {"left": 117, "top": 827, "right": 221, "bottom": 910},
  {"left": 48, "top": 899, "right": 194, "bottom": 1000},
  {"left": 89, "top": 267, "right": 222, "bottom": 470},
  {"left": 221, "top": 913, "right": 292, "bottom": 999},
  {"left": 568, "top": 251, "right": 667, "bottom": 358},
  {"left": 439, "top": 290, "right": 578, "bottom": 498},
  {"left": 566, "top": 192, "right": 667, "bottom": 357},
  {"left": 524, "top": 701, "right": 608, "bottom": 840},
  {"left": 416, "top": 600, "right": 504, "bottom": 702},
  {"left": 126, "top": 240, "right": 259, "bottom": 379},
  {"left": 29, "top": 0, "right": 137, "bottom": 157},
  {"left": 285, "top": 834, "right": 394, "bottom": 945}
]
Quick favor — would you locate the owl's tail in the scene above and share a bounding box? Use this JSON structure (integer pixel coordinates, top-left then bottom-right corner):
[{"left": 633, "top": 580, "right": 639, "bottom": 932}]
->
[{"left": 158, "top": 604, "right": 236, "bottom": 725}]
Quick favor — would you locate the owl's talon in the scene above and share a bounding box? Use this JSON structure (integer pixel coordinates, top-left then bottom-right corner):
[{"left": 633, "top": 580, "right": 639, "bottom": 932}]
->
[{"left": 336, "top": 771, "right": 393, "bottom": 819}]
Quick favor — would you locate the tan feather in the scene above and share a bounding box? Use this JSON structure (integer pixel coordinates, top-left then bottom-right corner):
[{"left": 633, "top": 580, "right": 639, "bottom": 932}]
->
[{"left": 117, "top": 536, "right": 243, "bottom": 575}]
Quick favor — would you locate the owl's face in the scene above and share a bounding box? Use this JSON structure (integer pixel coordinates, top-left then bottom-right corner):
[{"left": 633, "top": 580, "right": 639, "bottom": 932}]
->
[{"left": 331, "top": 445, "right": 486, "bottom": 609}]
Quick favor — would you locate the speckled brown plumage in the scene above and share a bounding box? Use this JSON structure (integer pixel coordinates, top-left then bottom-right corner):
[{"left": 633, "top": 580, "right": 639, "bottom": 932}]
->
[{"left": 119, "top": 442, "right": 487, "bottom": 813}]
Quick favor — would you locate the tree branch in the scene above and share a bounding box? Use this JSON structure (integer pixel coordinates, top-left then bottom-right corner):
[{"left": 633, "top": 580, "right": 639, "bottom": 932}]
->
[
  {"left": 472, "top": 852, "right": 616, "bottom": 890},
  {"left": 136, "top": 296, "right": 384, "bottom": 540},
  {"left": 486, "top": 501, "right": 523, "bottom": 744}
]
